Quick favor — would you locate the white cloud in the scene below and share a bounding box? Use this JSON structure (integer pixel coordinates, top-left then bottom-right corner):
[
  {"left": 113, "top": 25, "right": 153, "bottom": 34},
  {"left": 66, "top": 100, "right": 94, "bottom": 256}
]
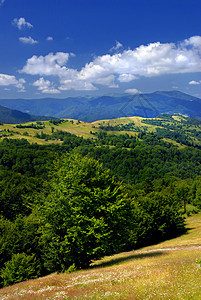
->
[
  {"left": 118, "top": 73, "right": 137, "bottom": 82},
  {"left": 46, "top": 36, "right": 53, "bottom": 41},
  {"left": 20, "top": 52, "right": 73, "bottom": 76},
  {"left": 20, "top": 36, "right": 201, "bottom": 91},
  {"left": 13, "top": 17, "right": 33, "bottom": 30},
  {"left": 125, "top": 88, "right": 141, "bottom": 94},
  {"left": 0, "top": 74, "right": 25, "bottom": 91},
  {"left": 59, "top": 80, "right": 97, "bottom": 91},
  {"left": 110, "top": 41, "right": 123, "bottom": 52},
  {"left": 189, "top": 80, "right": 201, "bottom": 85},
  {"left": 19, "top": 36, "right": 38, "bottom": 44},
  {"left": 33, "top": 77, "right": 60, "bottom": 94},
  {"left": 183, "top": 36, "right": 201, "bottom": 48},
  {"left": 80, "top": 37, "right": 201, "bottom": 81}
]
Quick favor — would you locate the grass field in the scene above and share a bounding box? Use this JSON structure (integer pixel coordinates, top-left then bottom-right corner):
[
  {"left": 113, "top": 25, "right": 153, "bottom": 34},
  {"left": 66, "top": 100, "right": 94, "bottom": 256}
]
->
[
  {"left": 0, "top": 213, "right": 200, "bottom": 299},
  {"left": 1, "top": 115, "right": 201, "bottom": 148}
]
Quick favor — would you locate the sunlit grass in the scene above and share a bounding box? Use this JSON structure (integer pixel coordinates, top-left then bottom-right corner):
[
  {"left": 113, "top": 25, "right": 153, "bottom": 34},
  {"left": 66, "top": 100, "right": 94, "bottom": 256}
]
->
[
  {"left": 2, "top": 115, "right": 199, "bottom": 147},
  {"left": 1, "top": 213, "right": 200, "bottom": 299}
]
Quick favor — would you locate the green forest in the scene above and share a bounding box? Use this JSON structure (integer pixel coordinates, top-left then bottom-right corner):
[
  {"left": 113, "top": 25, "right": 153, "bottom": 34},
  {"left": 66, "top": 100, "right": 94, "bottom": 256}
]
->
[{"left": 0, "top": 115, "right": 201, "bottom": 287}]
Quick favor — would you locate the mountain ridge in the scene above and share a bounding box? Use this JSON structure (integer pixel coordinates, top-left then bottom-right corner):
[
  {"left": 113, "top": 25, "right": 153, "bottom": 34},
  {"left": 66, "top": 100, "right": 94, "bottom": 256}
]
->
[
  {"left": 0, "top": 91, "right": 200, "bottom": 122},
  {"left": 0, "top": 105, "right": 53, "bottom": 124}
]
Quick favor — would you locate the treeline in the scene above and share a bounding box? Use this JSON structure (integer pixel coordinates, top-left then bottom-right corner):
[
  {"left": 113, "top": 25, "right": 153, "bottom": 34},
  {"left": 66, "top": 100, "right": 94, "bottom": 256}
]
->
[
  {"left": 0, "top": 121, "right": 201, "bottom": 287},
  {"left": 35, "top": 130, "right": 92, "bottom": 147},
  {"left": 99, "top": 122, "right": 147, "bottom": 132},
  {"left": 15, "top": 123, "right": 45, "bottom": 129},
  {"left": 142, "top": 115, "right": 201, "bottom": 146}
]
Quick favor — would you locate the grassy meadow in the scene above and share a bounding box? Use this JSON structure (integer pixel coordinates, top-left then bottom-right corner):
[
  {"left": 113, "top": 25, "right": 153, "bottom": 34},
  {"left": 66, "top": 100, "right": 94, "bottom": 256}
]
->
[
  {"left": 0, "top": 117, "right": 149, "bottom": 142},
  {"left": 1, "top": 114, "right": 201, "bottom": 148},
  {"left": 0, "top": 213, "right": 200, "bottom": 299}
]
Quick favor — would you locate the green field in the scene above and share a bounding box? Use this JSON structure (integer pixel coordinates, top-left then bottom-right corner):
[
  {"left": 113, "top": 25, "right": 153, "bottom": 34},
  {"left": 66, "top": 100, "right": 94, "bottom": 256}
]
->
[
  {"left": 1, "top": 114, "right": 201, "bottom": 148},
  {"left": 0, "top": 213, "right": 200, "bottom": 299}
]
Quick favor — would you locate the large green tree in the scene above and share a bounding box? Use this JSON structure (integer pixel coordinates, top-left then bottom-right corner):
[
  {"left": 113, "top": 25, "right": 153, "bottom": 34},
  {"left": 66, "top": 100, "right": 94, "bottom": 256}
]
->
[{"left": 39, "top": 154, "right": 133, "bottom": 272}]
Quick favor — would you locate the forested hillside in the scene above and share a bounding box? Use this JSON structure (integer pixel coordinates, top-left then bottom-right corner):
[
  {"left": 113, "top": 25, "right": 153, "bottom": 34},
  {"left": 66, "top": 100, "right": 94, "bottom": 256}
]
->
[
  {"left": 0, "top": 114, "right": 201, "bottom": 287},
  {"left": 0, "top": 105, "right": 52, "bottom": 124}
]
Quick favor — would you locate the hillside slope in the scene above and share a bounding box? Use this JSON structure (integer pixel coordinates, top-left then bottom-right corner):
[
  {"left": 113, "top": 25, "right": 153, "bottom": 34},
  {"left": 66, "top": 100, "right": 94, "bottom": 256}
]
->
[
  {"left": 0, "top": 105, "right": 52, "bottom": 124},
  {"left": 0, "top": 213, "right": 200, "bottom": 299}
]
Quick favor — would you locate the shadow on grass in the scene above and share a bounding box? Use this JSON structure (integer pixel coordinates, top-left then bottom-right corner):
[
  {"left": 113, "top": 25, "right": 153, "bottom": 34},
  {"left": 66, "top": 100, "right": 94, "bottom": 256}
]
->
[{"left": 91, "top": 251, "right": 166, "bottom": 269}]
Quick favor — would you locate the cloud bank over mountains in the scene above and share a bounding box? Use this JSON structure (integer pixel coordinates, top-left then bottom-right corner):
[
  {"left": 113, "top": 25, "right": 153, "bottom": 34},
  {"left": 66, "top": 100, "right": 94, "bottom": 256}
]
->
[
  {"left": 20, "top": 36, "right": 201, "bottom": 93},
  {"left": 1, "top": 36, "right": 201, "bottom": 94}
]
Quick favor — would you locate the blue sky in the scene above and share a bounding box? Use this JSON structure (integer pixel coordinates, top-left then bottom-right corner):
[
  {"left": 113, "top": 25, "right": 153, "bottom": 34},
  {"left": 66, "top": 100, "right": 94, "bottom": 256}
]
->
[{"left": 0, "top": 0, "right": 201, "bottom": 99}]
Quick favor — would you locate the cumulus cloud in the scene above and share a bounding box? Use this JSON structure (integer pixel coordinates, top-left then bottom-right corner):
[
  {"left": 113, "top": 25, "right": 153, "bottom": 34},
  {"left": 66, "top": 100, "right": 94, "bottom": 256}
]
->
[
  {"left": 46, "top": 36, "right": 53, "bottom": 41},
  {"left": 118, "top": 74, "right": 137, "bottom": 82},
  {"left": 189, "top": 80, "right": 201, "bottom": 85},
  {"left": 19, "top": 36, "right": 38, "bottom": 44},
  {"left": 80, "top": 36, "right": 201, "bottom": 81},
  {"left": 33, "top": 77, "right": 60, "bottom": 94},
  {"left": 20, "top": 36, "right": 201, "bottom": 92},
  {"left": 183, "top": 36, "right": 201, "bottom": 48},
  {"left": 125, "top": 88, "right": 141, "bottom": 94},
  {"left": 59, "top": 80, "right": 97, "bottom": 91},
  {"left": 0, "top": 74, "right": 25, "bottom": 91},
  {"left": 13, "top": 17, "right": 33, "bottom": 30},
  {"left": 20, "top": 52, "right": 72, "bottom": 75}
]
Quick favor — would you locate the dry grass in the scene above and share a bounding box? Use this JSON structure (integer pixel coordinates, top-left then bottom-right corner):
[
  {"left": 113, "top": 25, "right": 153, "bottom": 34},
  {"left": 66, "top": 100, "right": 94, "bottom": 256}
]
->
[{"left": 0, "top": 213, "right": 201, "bottom": 299}]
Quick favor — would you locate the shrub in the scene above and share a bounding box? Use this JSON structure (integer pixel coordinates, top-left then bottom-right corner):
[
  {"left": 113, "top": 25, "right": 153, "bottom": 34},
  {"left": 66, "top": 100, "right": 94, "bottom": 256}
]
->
[{"left": 1, "top": 253, "right": 41, "bottom": 287}]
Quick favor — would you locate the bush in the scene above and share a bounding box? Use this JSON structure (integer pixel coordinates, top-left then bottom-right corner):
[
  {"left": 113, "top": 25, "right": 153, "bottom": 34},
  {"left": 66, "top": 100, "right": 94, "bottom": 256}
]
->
[{"left": 1, "top": 253, "right": 41, "bottom": 287}]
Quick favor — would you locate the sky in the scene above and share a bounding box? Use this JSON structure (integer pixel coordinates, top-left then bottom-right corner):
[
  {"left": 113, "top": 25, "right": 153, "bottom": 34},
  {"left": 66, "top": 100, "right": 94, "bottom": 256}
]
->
[{"left": 0, "top": 0, "right": 201, "bottom": 99}]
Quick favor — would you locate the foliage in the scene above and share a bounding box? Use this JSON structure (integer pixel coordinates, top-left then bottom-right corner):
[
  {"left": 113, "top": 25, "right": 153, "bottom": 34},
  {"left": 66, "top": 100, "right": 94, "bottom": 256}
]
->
[
  {"left": 0, "top": 214, "right": 41, "bottom": 271},
  {"left": 49, "top": 119, "right": 65, "bottom": 125},
  {"left": 16, "top": 123, "right": 45, "bottom": 129},
  {"left": 0, "top": 139, "right": 57, "bottom": 220},
  {"left": 0, "top": 253, "right": 41, "bottom": 287},
  {"left": 136, "top": 193, "right": 185, "bottom": 245},
  {"left": 39, "top": 154, "right": 133, "bottom": 271}
]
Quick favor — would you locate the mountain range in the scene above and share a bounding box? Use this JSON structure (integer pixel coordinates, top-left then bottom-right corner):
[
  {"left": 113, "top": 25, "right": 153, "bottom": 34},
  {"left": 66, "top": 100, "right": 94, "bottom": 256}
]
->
[{"left": 0, "top": 91, "right": 201, "bottom": 123}]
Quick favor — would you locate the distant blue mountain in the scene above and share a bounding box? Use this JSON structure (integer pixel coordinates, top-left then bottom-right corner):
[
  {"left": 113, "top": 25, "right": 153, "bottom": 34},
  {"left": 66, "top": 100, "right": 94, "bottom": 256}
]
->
[
  {"left": 0, "top": 105, "right": 52, "bottom": 124},
  {"left": 0, "top": 91, "right": 201, "bottom": 122}
]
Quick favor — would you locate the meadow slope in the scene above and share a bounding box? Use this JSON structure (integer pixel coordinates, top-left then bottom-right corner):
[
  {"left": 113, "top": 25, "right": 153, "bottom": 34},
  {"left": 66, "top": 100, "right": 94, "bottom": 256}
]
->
[{"left": 0, "top": 213, "right": 200, "bottom": 300}]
